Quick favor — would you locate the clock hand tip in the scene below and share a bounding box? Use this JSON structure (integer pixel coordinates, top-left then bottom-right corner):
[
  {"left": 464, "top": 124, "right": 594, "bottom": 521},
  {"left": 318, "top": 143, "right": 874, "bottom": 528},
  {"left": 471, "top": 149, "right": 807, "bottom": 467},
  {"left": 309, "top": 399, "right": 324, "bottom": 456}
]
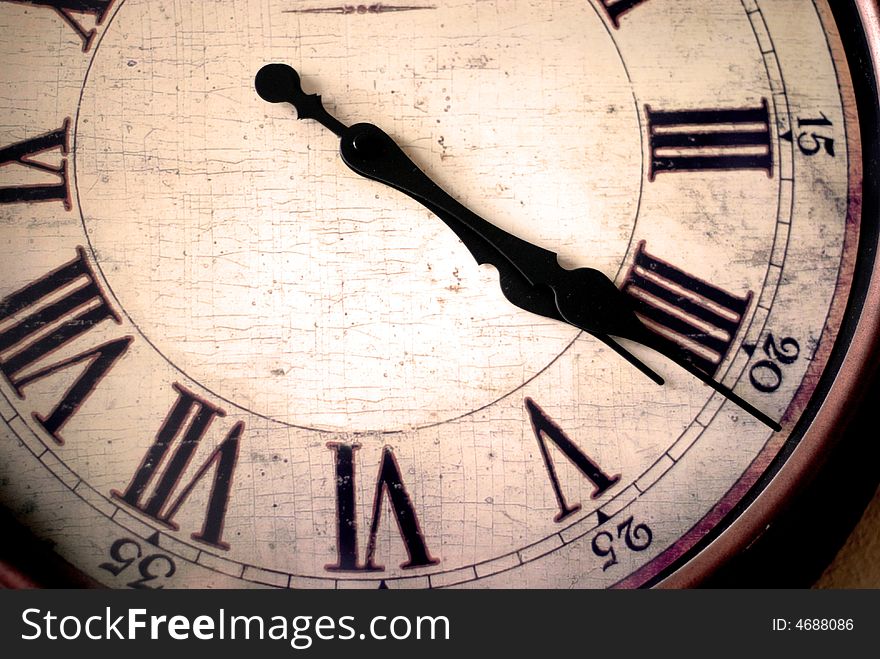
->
[
  {"left": 255, "top": 63, "right": 302, "bottom": 104},
  {"left": 743, "top": 405, "right": 781, "bottom": 432}
]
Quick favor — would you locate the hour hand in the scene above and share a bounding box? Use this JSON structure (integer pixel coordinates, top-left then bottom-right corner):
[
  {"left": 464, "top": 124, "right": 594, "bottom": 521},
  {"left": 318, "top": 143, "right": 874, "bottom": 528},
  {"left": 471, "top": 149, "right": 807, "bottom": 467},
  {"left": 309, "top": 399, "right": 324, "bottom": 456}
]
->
[
  {"left": 335, "top": 122, "right": 778, "bottom": 430},
  {"left": 338, "top": 122, "right": 650, "bottom": 338},
  {"left": 429, "top": 204, "right": 665, "bottom": 385},
  {"left": 255, "top": 64, "right": 644, "bottom": 336}
]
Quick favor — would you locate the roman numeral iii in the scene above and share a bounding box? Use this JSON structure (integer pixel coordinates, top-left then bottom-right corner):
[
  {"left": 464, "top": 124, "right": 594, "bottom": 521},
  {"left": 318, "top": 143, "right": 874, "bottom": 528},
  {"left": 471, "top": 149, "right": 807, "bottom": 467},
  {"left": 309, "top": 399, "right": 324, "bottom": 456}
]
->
[{"left": 647, "top": 101, "right": 773, "bottom": 178}]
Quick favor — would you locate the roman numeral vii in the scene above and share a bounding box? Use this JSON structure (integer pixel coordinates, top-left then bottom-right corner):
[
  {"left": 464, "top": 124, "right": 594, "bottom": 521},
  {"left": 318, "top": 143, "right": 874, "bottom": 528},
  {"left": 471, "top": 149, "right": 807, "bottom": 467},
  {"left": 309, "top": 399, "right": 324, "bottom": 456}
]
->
[
  {"left": 0, "top": 247, "right": 131, "bottom": 444},
  {"left": 112, "top": 384, "right": 243, "bottom": 550}
]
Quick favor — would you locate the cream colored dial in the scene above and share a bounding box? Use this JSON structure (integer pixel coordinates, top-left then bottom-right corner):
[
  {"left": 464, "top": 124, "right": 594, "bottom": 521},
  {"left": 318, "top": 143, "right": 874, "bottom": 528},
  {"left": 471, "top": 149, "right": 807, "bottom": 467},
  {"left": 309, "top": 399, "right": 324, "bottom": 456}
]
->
[{"left": 0, "top": 0, "right": 871, "bottom": 588}]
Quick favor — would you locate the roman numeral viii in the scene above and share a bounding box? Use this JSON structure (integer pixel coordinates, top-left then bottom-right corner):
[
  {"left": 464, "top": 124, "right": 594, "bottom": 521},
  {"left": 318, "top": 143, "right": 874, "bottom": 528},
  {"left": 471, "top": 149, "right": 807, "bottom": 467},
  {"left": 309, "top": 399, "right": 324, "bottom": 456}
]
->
[
  {"left": 0, "top": 119, "right": 72, "bottom": 209},
  {"left": 647, "top": 101, "right": 773, "bottom": 179},
  {"left": 326, "top": 443, "right": 438, "bottom": 572},
  {"left": 623, "top": 242, "right": 752, "bottom": 377},
  {"left": 112, "top": 384, "right": 242, "bottom": 550},
  {"left": 526, "top": 398, "right": 620, "bottom": 523},
  {"left": 1, "top": 1, "right": 116, "bottom": 52},
  {"left": 0, "top": 247, "right": 132, "bottom": 444}
]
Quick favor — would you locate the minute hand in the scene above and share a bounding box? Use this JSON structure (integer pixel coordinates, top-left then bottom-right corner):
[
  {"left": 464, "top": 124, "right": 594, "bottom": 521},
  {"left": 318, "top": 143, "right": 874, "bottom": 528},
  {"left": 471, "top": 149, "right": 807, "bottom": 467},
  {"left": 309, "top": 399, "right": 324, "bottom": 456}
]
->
[
  {"left": 340, "top": 122, "right": 646, "bottom": 341},
  {"left": 253, "top": 63, "right": 663, "bottom": 381},
  {"left": 339, "top": 124, "right": 781, "bottom": 431},
  {"left": 254, "top": 64, "right": 780, "bottom": 431}
]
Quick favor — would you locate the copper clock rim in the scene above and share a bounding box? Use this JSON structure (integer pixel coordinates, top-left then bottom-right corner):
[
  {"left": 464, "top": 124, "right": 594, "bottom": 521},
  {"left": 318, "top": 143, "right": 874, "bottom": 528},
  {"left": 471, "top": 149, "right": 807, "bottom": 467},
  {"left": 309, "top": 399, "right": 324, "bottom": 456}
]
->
[
  {"left": 0, "top": 0, "right": 878, "bottom": 589},
  {"left": 657, "top": 0, "right": 880, "bottom": 589}
]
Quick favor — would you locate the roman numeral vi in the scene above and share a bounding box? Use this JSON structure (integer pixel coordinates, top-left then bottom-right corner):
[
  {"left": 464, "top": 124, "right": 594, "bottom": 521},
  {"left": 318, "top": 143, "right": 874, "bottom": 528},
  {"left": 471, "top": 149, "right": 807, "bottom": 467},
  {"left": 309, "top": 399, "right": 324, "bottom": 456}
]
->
[{"left": 326, "top": 443, "right": 438, "bottom": 572}]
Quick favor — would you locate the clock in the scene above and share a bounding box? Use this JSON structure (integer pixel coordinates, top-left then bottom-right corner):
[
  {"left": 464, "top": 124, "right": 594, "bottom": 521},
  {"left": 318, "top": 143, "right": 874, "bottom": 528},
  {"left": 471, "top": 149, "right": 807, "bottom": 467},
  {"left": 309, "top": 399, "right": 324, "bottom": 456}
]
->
[{"left": 0, "top": 0, "right": 878, "bottom": 589}]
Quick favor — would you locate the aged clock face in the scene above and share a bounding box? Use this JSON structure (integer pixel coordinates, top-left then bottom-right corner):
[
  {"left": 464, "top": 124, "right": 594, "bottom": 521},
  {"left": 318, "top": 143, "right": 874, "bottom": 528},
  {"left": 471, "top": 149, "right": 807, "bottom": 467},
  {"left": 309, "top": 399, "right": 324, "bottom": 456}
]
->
[{"left": 0, "top": 0, "right": 877, "bottom": 588}]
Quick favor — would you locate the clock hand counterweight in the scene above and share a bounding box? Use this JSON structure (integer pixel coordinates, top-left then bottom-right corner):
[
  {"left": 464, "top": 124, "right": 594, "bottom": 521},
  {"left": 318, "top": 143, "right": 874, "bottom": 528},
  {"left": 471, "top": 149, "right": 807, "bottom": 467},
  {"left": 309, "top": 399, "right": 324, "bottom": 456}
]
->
[
  {"left": 255, "top": 65, "right": 633, "bottom": 335},
  {"left": 255, "top": 63, "right": 781, "bottom": 431},
  {"left": 255, "top": 64, "right": 347, "bottom": 136}
]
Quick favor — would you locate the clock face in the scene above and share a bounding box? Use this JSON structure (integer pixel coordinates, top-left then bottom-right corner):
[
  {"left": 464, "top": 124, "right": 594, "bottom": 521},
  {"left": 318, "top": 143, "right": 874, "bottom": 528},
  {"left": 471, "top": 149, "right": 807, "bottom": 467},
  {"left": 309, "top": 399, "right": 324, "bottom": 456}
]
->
[{"left": 0, "top": 0, "right": 876, "bottom": 589}]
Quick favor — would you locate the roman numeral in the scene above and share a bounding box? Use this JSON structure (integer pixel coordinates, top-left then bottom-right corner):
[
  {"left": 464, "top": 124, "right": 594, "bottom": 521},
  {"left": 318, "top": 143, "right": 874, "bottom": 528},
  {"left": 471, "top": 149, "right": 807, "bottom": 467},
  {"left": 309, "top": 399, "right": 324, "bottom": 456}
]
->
[
  {"left": 0, "top": 247, "right": 131, "bottom": 444},
  {"left": 526, "top": 398, "right": 620, "bottom": 523},
  {"left": 623, "top": 242, "right": 752, "bottom": 376},
  {"left": 112, "top": 385, "right": 243, "bottom": 550},
  {"left": 2, "top": 1, "right": 116, "bottom": 52},
  {"left": 0, "top": 119, "right": 72, "bottom": 209},
  {"left": 647, "top": 101, "right": 773, "bottom": 179},
  {"left": 326, "top": 443, "right": 438, "bottom": 572},
  {"left": 598, "top": 0, "right": 650, "bottom": 28}
]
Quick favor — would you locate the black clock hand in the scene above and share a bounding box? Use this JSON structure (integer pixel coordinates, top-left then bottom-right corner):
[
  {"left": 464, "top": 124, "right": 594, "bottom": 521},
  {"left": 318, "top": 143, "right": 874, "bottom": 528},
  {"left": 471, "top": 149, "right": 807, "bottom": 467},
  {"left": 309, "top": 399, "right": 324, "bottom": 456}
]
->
[
  {"left": 255, "top": 63, "right": 780, "bottom": 431},
  {"left": 256, "top": 63, "right": 347, "bottom": 136},
  {"left": 427, "top": 200, "right": 665, "bottom": 384},
  {"left": 255, "top": 63, "right": 664, "bottom": 384},
  {"left": 348, "top": 127, "right": 781, "bottom": 430},
  {"left": 254, "top": 66, "right": 661, "bottom": 338},
  {"left": 337, "top": 123, "right": 782, "bottom": 430}
]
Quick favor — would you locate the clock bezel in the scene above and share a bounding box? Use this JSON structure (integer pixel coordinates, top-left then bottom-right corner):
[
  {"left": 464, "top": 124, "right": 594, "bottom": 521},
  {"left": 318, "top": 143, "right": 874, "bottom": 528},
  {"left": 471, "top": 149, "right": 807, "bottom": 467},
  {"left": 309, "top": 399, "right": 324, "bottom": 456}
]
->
[
  {"left": 0, "top": 0, "right": 878, "bottom": 589},
  {"left": 655, "top": 0, "right": 880, "bottom": 588}
]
